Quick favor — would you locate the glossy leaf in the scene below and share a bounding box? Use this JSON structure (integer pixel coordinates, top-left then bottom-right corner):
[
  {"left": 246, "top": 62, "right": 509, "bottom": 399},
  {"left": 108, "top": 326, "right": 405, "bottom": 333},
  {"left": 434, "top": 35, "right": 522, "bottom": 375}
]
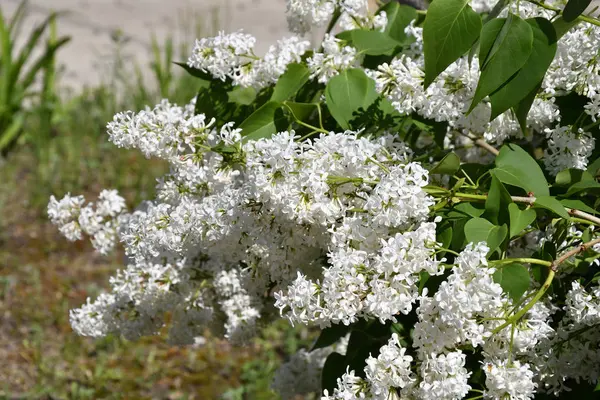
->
[
  {"left": 489, "top": 18, "right": 557, "bottom": 119},
  {"left": 513, "top": 82, "right": 541, "bottom": 133},
  {"left": 534, "top": 195, "right": 570, "bottom": 219},
  {"left": 342, "top": 29, "right": 401, "bottom": 55},
  {"left": 485, "top": 174, "right": 513, "bottom": 225},
  {"left": 564, "top": 180, "right": 600, "bottom": 197},
  {"left": 240, "top": 101, "right": 284, "bottom": 141},
  {"left": 423, "top": 0, "right": 482, "bottom": 88},
  {"left": 430, "top": 152, "right": 461, "bottom": 175},
  {"left": 563, "top": 0, "right": 592, "bottom": 22},
  {"left": 560, "top": 199, "right": 599, "bottom": 215},
  {"left": 469, "top": 15, "right": 533, "bottom": 111},
  {"left": 312, "top": 324, "right": 351, "bottom": 351},
  {"left": 271, "top": 63, "right": 311, "bottom": 102},
  {"left": 508, "top": 203, "right": 536, "bottom": 238},
  {"left": 227, "top": 86, "right": 256, "bottom": 105},
  {"left": 493, "top": 144, "right": 549, "bottom": 196},
  {"left": 555, "top": 168, "right": 595, "bottom": 186},
  {"left": 174, "top": 61, "right": 212, "bottom": 81},
  {"left": 380, "top": 2, "right": 418, "bottom": 44},
  {"left": 321, "top": 352, "right": 347, "bottom": 393},
  {"left": 325, "top": 68, "right": 378, "bottom": 130}
]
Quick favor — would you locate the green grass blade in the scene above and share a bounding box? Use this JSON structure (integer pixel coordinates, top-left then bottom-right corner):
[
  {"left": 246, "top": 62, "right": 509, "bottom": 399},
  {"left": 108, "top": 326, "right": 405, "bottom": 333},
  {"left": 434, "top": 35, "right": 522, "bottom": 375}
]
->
[
  {"left": 0, "top": 5, "right": 14, "bottom": 113},
  {"left": 8, "top": 0, "right": 28, "bottom": 37},
  {"left": 0, "top": 112, "right": 24, "bottom": 152},
  {"left": 21, "top": 36, "right": 70, "bottom": 91},
  {"left": 10, "top": 12, "right": 59, "bottom": 93}
]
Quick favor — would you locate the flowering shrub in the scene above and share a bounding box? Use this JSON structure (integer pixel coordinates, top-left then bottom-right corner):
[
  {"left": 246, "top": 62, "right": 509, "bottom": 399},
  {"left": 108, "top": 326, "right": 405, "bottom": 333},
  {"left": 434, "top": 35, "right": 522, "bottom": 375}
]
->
[{"left": 48, "top": 0, "right": 600, "bottom": 398}]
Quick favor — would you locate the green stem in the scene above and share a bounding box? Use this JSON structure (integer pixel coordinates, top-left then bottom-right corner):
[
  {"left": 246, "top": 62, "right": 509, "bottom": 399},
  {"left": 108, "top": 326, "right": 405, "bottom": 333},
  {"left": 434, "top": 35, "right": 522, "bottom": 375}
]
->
[
  {"left": 490, "top": 258, "right": 553, "bottom": 267},
  {"left": 492, "top": 269, "right": 555, "bottom": 334},
  {"left": 295, "top": 119, "right": 328, "bottom": 135},
  {"left": 583, "top": 118, "right": 600, "bottom": 131},
  {"left": 526, "top": 0, "right": 600, "bottom": 27}
]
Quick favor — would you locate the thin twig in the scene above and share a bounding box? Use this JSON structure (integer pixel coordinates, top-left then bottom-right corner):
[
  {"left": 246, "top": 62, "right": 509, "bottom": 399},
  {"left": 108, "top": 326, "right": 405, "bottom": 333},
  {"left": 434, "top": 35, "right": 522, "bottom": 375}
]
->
[
  {"left": 461, "top": 132, "right": 500, "bottom": 156},
  {"left": 492, "top": 237, "right": 600, "bottom": 334},
  {"left": 451, "top": 192, "right": 600, "bottom": 226},
  {"left": 550, "top": 237, "right": 600, "bottom": 271}
]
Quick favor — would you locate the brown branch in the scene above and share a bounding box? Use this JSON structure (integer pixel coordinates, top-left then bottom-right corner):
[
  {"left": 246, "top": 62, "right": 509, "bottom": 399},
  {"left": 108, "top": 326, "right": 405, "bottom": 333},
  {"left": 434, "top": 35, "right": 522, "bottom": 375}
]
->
[
  {"left": 551, "top": 237, "right": 600, "bottom": 272},
  {"left": 461, "top": 132, "right": 500, "bottom": 156}
]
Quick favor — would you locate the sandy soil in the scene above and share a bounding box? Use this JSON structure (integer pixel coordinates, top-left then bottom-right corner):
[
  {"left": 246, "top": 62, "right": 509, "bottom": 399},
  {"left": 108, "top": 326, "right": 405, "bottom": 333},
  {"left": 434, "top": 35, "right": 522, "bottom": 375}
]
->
[{"left": 2, "top": 0, "right": 292, "bottom": 91}]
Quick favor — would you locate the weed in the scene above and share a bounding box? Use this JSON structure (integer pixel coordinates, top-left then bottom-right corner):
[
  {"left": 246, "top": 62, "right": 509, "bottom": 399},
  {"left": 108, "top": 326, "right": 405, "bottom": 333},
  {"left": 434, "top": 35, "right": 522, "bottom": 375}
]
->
[{"left": 0, "top": 1, "right": 69, "bottom": 154}]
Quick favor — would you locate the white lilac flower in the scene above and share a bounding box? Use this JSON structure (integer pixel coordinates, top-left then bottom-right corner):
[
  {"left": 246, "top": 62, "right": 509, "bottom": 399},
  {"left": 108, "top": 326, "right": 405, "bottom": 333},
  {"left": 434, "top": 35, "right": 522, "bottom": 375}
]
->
[
  {"left": 321, "top": 369, "right": 369, "bottom": 400},
  {"left": 417, "top": 351, "right": 471, "bottom": 400},
  {"left": 187, "top": 30, "right": 257, "bottom": 81},
  {"left": 483, "top": 359, "right": 536, "bottom": 400},
  {"left": 543, "top": 125, "right": 595, "bottom": 176},
  {"left": 286, "top": 0, "right": 336, "bottom": 34},
  {"left": 413, "top": 242, "right": 508, "bottom": 354},
  {"left": 107, "top": 99, "right": 213, "bottom": 160},
  {"left": 365, "top": 333, "right": 415, "bottom": 397},
  {"left": 254, "top": 36, "right": 311, "bottom": 88},
  {"left": 307, "top": 34, "right": 359, "bottom": 84}
]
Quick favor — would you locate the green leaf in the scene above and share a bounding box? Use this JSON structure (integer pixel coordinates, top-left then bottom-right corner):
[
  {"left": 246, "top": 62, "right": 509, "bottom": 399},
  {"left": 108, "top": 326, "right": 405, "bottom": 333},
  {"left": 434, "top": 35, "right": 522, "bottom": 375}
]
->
[
  {"left": 551, "top": 16, "right": 580, "bottom": 38},
  {"left": 469, "top": 15, "right": 533, "bottom": 111},
  {"left": 342, "top": 29, "right": 401, "bottom": 55},
  {"left": 555, "top": 168, "right": 595, "bottom": 186},
  {"left": 423, "top": 0, "right": 482, "bottom": 88},
  {"left": 194, "top": 82, "right": 229, "bottom": 122},
  {"left": 485, "top": 174, "right": 513, "bottom": 225},
  {"left": 240, "top": 101, "right": 284, "bottom": 141},
  {"left": 271, "top": 63, "right": 310, "bottom": 102},
  {"left": 508, "top": 203, "right": 536, "bottom": 238},
  {"left": 493, "top": 144, "right": 549, "bottom": 196},
  {"left": 464, "top": 218, "right": 507, "bottom": 254},
  {"left": 586, "top": 157, "right": 600, "bottom": 177},
  {"left": 564, "top": 180, "right": 600, "bottom": 197},
  {"left": 227, "top": 86, "right": 256, "bottom": 105},
  {"left": 325, "top": 68, "right": 379, "bottom": 130},
  {"left": 533, "top": 195, "right": 570, "bottom": 219},
  {"left": 284, "top": 101, "right": 318, "bottom": 122},
  {"left": 321, "top": 352, "right": 347, "bottom": 393},
  {"left": 174, "top": 62, "right": 212, "bottom": 81},
  {"left": 430, "top": 152, "right": 461, "bottom": 175},
  {"left": 438, "top": 224, "right": 454, "bottom": 251},
  {"left": 489, "top": 18, "right": 557, "bottom": 119},
  {"left": 380, "top": 2, "right": 418, "bottom": 44},
  {"left": 563, "top": 0, "right": 592, "bottom": 22},
  {"left": 452, "top": 202, "right": 486, "bottom": 218},
  {"left": 513, "top": 82, "right": 541, "bottom": 133},
  {"left": 312, "top": 324, "right": 351, "bottom": 351},
  {"left": 560, "top": 199, "right": 599, "bottom": 215},
  {"left": 493, "top": 263, "right": 530, "bottom": 302}
]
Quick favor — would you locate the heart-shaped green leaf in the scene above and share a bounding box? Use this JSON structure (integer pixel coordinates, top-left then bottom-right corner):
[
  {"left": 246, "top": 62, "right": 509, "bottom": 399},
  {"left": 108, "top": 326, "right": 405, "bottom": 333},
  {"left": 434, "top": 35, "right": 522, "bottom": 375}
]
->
[
  {"left": 271, "top": 63, "right": 310, "bottom": 102},
  {"left": 464, "top": 218, "right": 508, "bottom": 254},
  {"left": 493, "top": 144, "right": 549, "bottom": 196},
  {"left": 534, "top": 195, "right": 570, "bottom": 219},
  {"left": 508, "top": 203, "right": 536, "bottom": 238},
  {"left": 325, "top": 68, "right": 378, "bottom": 130},
  {"left": 240, "top": 101, "right": 285, "bottom": 141},
  {"left": 493, "top": 263, "right": 530, "bottom": 302},
  {"left": 430, "top": 152, "right": 461, "bottom": 175}
]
